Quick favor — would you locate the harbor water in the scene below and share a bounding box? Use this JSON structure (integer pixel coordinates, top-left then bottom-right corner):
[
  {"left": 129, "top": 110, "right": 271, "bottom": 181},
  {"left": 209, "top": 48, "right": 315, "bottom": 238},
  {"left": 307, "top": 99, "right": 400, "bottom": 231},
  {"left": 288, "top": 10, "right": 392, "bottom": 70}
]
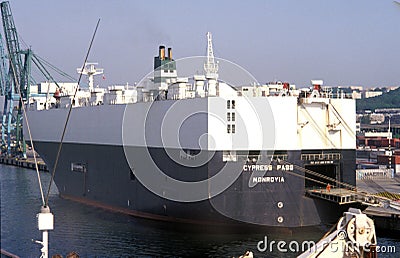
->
[{"left": 1, "top": 164, "right": 399, "bottom": 257}]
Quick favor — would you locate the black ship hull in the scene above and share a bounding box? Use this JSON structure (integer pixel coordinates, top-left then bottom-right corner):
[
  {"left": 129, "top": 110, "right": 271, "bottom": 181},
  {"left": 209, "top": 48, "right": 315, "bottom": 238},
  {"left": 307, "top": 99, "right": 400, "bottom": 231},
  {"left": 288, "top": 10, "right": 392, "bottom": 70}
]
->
[{"left": 34, "top": 140, "right": 356, "bottom": 228}]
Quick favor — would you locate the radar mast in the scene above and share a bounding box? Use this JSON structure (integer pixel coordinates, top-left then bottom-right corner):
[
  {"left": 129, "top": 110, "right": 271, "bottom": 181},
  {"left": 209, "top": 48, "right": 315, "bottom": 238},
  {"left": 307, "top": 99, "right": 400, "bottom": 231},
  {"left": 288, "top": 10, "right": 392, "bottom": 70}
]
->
[
  {"left": 204, "top": 32, "right": 218, "bottom": 79},
  {"left": 77, "top": 62, "right": 104, "bottom": 91}
]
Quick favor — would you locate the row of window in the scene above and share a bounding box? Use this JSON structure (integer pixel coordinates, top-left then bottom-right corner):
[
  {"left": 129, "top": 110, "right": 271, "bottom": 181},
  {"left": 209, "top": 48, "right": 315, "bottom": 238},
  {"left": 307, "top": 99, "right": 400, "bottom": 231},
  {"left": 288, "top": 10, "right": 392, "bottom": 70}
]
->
[
  {"left": 227, "top": 112, "right": 236, "bottom": 122},
  {"left": 227, "top": 124, "right": 236, "bottom": 133},
  {"left": 227, "top": 100, "right": 236, "bottom": 109},
  {"left": 227, "top": 100, "right": 236, "bottom": 134}
]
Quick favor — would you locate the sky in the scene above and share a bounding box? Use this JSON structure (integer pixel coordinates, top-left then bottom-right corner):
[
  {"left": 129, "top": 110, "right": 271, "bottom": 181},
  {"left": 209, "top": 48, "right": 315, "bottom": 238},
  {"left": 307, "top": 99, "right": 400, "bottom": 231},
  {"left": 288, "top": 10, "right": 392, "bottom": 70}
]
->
[{"left": 6, "top": 0, "right": 400, "bottom": 88}]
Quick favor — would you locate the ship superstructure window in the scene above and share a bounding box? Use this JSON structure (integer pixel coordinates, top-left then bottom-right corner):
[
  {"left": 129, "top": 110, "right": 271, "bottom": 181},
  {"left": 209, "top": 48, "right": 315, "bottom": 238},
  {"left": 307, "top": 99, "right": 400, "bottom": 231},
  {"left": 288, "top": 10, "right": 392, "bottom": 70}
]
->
[
  {"left": 227, "top": 100, "right": 236, "bottom": 134},
  {"left": 227, "top": 112, "right": 236, "bottom": 122},
  {"left": 247, "top": 150, "right": 260, "bottom": 163},
  {"left": 223, "top": 150, "right": 237, "bottom": 162},
  {"left": 227, "top": 100, "right": 236, "bottom": 109}
]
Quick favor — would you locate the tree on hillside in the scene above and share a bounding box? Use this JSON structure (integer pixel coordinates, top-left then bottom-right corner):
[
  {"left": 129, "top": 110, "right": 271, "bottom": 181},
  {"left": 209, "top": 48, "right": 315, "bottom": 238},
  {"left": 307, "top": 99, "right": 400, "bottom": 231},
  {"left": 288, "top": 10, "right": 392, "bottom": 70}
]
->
[{"left": 356, "top": 88, "right": 400, "bottom": 111}]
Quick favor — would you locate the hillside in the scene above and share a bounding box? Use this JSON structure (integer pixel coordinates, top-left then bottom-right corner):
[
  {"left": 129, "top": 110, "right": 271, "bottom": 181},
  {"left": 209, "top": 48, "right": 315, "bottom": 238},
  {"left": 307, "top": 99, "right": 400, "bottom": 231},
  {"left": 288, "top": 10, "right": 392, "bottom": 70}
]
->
[{"left": 356, "top": 87, "right": 400, "bottom": 111}]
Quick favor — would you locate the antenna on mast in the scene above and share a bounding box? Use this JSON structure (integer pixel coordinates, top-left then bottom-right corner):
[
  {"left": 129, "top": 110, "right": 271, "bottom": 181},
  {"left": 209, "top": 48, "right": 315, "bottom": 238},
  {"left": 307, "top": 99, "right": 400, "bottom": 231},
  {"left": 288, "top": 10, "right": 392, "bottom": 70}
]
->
[
  {"left": 77, "top": 62, "right": 104, "bottom": 91},
  {"left": 204, "top": 32, "right": 218, "bottom": 79}
]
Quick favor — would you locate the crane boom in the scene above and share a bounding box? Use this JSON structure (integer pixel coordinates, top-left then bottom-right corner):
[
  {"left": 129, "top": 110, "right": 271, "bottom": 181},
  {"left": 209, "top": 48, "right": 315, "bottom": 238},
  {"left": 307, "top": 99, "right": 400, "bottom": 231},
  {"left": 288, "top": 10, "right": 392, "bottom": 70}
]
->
[
  {"left": 0, "top": 33, "right": 6, "bottom": 96},
  {"left": 0, "top": 1, "right": 30, "bottom": 157},
  {"left": 1, "top": 1, "right": 29, "bottom": 98}
]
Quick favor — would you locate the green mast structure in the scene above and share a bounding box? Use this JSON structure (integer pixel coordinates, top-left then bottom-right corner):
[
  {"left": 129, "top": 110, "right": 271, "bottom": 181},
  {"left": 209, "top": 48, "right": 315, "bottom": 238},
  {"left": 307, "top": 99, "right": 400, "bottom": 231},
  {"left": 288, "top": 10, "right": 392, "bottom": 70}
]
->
[
  {"left": 0, "top": 33, "right": 8, "bottom": 149},
  {"left": 0, "top": 1, "right": 31, "bottom": 157}
]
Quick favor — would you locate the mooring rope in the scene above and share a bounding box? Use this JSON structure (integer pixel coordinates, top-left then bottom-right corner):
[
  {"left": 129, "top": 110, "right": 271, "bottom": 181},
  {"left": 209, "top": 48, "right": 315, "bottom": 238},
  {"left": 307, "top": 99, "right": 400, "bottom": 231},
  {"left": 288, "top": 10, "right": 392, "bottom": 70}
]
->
[{"left": 44, "top": 19, "right": 100, "bottom": 206}]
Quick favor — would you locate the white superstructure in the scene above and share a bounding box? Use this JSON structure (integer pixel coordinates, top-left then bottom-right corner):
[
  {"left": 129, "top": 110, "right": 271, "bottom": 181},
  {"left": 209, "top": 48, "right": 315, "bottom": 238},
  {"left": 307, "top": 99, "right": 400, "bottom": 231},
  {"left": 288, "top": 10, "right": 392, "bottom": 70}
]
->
[
  {"left": 26, "top": 33, "right": 356, "bottom": 154},
  {"left": 27, "top": 70, "right": 356, "bottom": 152}
]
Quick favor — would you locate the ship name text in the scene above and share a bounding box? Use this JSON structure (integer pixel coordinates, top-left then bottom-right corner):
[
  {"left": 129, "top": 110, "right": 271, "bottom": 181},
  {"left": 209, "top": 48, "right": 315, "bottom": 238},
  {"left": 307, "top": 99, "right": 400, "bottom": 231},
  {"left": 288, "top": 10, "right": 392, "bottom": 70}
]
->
[
  {"left": 252, "top": 176, "right": 285, "bottom": 183},
  {"left": 243, "top": 164, "right": 293, "bottom": 172}
]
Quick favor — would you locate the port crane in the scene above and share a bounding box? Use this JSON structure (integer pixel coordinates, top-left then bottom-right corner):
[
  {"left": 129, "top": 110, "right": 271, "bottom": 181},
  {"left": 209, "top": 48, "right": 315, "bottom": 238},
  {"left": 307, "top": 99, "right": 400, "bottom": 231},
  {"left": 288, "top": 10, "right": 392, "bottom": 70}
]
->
[
  {"left": 0, "top": 33, "right": 8, "bottom": 148},
  {"left": 0, "top": 33, "right": 6, "bottom": 96},
  {"left": 0, "top": 1, "right": 70, "bottom": 157},
  {"left": 0, "top": 1, "right": 31, "bottom": 157}
]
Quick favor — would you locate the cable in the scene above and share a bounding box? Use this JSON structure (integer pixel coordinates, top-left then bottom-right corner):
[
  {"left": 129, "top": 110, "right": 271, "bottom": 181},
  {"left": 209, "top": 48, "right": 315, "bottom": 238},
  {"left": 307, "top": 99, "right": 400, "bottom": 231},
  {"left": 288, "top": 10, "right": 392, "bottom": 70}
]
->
[
  {"left": 281, "top": 159, "right": 357, "bottom": 190},
  {"left": 31, "top": 55, "right": 62, "bottom": 90},
  {"left": 7, "top": 48, "right": 45, "bottom": 206},
  {"left": 44, "top": 19, "right": 100, "bottom": 206},
  {"left": 276, "top": 158, "right": 392, "bottom": 205},
  {"left": 34, "top": 54, "right": 76, "bottom": 81},
  {"left": 300, "top": 103, "right": 337, "bottom": 148},
  {"left": 329, "top": 103, "right": 357, "bottom": 140}
]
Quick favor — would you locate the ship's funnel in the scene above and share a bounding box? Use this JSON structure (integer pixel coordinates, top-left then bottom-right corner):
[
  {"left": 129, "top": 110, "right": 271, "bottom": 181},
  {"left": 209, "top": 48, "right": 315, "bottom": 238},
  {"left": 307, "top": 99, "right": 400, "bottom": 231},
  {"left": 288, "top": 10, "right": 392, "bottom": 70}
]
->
[
  {"left": 159, "top": 46, "right": 165, "bottom": 60},
  {"left": 168, "top": 47, "right": 172, "bottom": 60}
]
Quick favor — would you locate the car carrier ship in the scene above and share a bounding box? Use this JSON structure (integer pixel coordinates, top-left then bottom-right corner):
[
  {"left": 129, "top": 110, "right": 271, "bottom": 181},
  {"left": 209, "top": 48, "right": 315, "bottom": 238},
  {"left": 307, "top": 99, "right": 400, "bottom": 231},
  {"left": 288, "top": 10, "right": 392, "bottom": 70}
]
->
[{"left": 25, "top": 33, "right": 357, "bottom": 228}]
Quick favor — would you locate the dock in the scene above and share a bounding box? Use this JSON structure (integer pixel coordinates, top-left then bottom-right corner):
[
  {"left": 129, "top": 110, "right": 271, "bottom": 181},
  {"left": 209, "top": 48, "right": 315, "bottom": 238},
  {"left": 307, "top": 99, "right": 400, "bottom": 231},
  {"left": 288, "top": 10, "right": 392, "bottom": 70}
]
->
[
  {"left": 0, "top": 155, "right": 48, "bottom": 171},
  {"left": 306, "top": 187, "right": 383, "bottom": 206},
  {"left": 306, "top": 188, "right": 359, "bottom": 205},
  {"left": 362, "top": 206, "right": 400, "bottom": 234},
  {"left": 358, "top": 176, "right": 400, "bottom": 233},
  {"left": 307, "top": 176, "right": 400, "bottom": 233}
]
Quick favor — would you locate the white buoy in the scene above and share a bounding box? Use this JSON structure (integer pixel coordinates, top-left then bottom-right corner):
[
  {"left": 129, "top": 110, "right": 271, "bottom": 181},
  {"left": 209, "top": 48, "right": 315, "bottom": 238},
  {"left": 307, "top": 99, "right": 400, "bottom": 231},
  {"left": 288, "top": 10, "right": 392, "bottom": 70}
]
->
[{"left": 35, "top": 206, "right": 54, "bottom": 258}]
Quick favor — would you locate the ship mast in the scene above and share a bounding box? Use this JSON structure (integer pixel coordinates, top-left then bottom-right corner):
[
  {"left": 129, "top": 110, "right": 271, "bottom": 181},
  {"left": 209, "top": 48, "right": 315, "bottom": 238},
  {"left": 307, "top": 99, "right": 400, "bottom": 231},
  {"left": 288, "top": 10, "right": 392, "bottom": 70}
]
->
[
  {"left": 204, "top": 32, "right": 218, "bottom": 79},
  {"left": 77, "top": 62, "right": 104, "bottom": 91},
  {"left": 204, "top": 32, "right": 219, "bottom": 96}
]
